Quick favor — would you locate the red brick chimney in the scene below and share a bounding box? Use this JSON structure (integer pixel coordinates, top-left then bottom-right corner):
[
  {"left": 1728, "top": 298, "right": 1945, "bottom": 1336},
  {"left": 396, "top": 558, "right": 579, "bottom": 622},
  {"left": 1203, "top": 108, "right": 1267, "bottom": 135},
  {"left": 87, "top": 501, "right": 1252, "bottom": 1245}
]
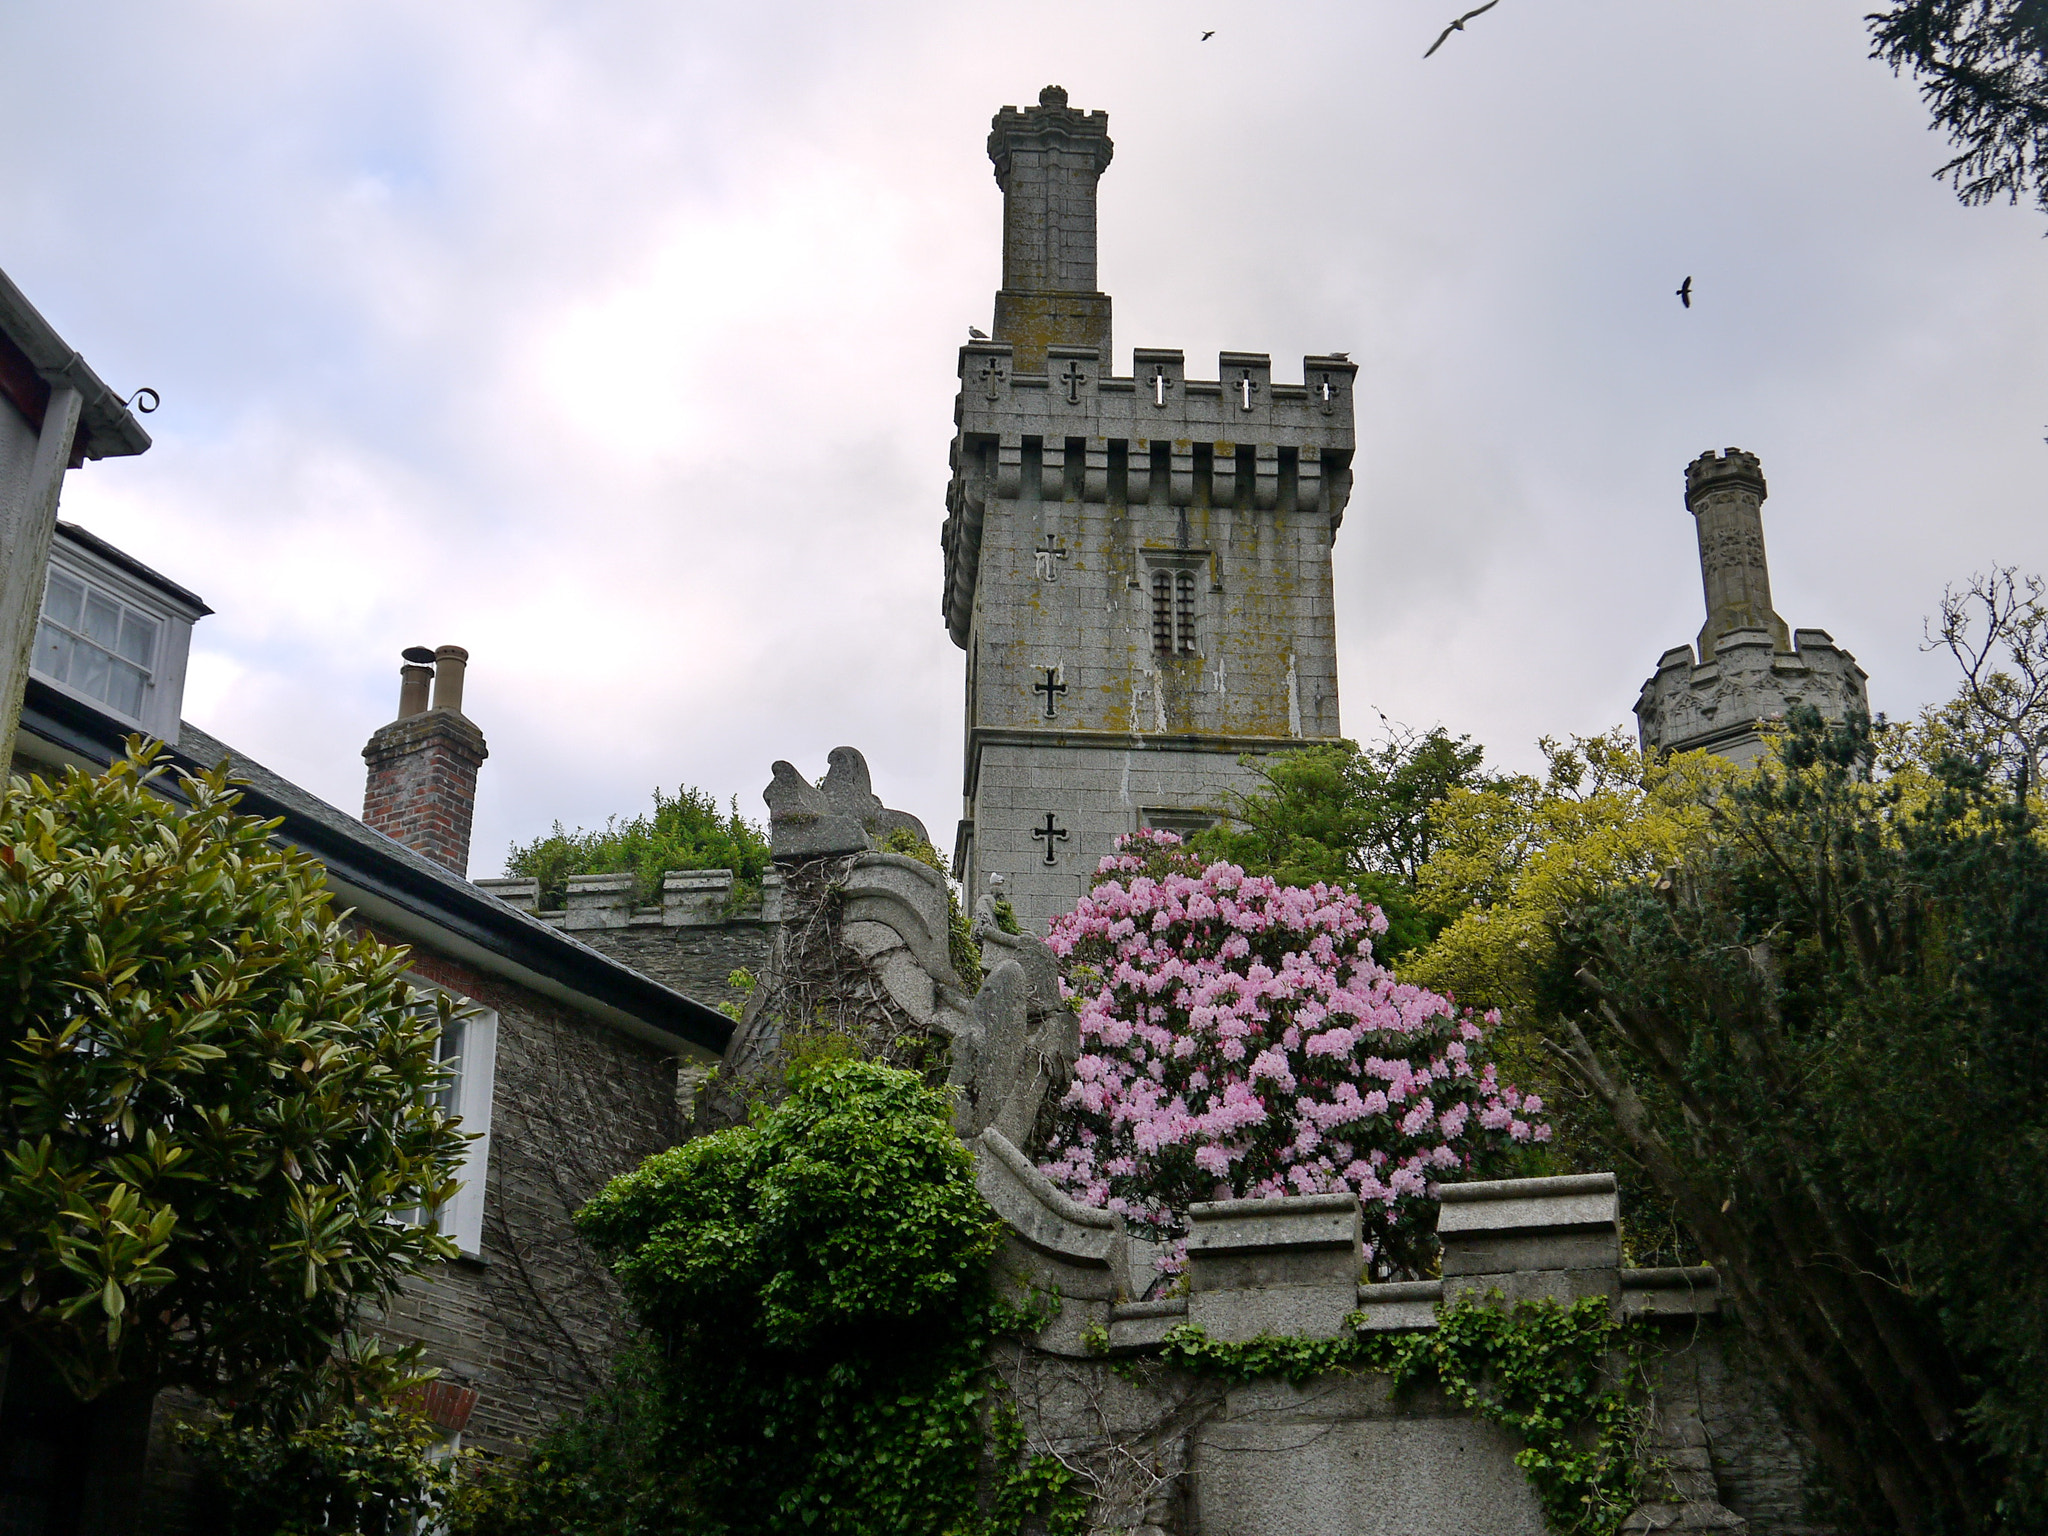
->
[{"left": 362, "top": 644, "right": 488, "bottom": 877}]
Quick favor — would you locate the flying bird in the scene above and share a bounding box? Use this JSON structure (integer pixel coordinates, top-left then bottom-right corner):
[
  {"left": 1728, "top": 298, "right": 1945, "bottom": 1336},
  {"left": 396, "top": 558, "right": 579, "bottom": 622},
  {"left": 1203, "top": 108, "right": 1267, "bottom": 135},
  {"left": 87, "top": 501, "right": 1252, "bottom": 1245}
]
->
[
  {"left": 1201, "top": 30, "right": 1215, "bottom": 40},
  {"left": 968, "top": 326, "right": 989, "bottom": 340},
  {"left": 1676, "top": 276, "right": 1693, "bottom": 309},
  {"left": 1424, "top": 0, "right": 1501, "bottom": 58}
]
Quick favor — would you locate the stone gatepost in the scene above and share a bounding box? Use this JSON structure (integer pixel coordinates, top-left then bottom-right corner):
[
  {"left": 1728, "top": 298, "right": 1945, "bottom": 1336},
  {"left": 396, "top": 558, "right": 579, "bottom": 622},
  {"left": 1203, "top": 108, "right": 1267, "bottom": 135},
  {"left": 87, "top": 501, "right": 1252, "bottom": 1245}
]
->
[
  {"left": 1185, "top": 1194, "right": 1361, "bottom": 1342},
  {"left": 1436, "top": 1172, "right": 1622, "bottom": 1307}
]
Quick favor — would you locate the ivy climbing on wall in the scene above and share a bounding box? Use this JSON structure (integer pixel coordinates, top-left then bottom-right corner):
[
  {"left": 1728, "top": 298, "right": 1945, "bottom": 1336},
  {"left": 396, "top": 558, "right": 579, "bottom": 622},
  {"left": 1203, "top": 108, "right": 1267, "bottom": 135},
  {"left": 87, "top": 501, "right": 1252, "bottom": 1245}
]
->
[
  {"left": 1151, "top": 1294, "right": 1646, "bottom": 1536},
  {"left": 569, "top": 1058, "right": 1086, "bottom": 1536}
]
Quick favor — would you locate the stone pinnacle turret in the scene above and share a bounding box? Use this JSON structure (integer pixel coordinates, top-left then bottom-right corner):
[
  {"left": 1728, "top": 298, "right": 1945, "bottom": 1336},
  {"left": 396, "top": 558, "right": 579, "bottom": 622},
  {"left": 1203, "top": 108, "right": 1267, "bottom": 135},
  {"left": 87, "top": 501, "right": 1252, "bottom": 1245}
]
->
[
  {"left": 986, "top": 85, "right": 1114, "bottom": 374},
  {"left": 1635, "top": 448, "right": 1868, "bottom": 766},
  {"left": 1685, "top": 448, "right": 1789, "bottom": 659}
]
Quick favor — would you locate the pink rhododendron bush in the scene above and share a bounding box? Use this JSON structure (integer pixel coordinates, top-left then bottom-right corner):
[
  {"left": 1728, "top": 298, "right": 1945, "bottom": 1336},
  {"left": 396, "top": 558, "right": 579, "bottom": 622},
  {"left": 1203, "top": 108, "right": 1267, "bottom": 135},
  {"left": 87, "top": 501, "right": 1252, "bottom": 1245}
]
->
[{"left": 1038, "top": 831, "right": 1550, "bottom": 1278}]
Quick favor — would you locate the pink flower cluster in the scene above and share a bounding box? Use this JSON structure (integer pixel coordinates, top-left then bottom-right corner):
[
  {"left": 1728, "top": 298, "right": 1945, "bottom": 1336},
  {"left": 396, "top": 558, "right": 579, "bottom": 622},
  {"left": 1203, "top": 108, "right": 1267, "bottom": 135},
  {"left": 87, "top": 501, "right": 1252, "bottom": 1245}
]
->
[{"left": 1038, "top": 830, "right": 1549, "bottom": 1277}]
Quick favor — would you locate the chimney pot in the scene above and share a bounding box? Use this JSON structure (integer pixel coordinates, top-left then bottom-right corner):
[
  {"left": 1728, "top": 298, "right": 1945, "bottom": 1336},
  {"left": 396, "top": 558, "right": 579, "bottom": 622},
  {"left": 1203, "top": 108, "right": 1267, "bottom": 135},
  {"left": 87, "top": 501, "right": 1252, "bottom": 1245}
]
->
[
  {"left": 431, "top": 645, "right": 470, "bottom": 716},
  {"left": 397, "top": 662, "right": 433, "bottom": 719}
]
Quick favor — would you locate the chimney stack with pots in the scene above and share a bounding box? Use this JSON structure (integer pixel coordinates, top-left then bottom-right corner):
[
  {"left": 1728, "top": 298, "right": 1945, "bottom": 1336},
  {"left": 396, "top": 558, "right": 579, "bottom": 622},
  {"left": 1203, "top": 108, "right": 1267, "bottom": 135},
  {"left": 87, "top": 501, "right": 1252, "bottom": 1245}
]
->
[{"left": 362, "top": 644, "right": 489, "bottom": 877}]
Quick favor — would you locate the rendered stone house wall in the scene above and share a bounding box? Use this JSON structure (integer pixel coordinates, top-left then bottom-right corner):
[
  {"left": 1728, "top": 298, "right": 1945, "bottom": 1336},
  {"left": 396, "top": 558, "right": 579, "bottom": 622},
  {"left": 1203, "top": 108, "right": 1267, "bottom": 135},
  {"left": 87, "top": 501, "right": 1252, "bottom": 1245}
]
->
[{"left": 376, "top": 942, "right": 682, "bottom": 1457}]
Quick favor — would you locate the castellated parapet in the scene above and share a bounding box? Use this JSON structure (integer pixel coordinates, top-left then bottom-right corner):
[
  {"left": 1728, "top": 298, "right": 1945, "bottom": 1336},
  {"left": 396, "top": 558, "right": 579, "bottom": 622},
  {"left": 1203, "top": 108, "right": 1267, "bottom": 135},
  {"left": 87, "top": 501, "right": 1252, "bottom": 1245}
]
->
[
  {"left": 474, "top": 870, "right": 781, "bottom": 1017},
  {"left": 1635, "top": 448, "right": 1867, "bottom": 766},
  {"left": 946, "top": 88, "right": 1356, "bottom": 932}
]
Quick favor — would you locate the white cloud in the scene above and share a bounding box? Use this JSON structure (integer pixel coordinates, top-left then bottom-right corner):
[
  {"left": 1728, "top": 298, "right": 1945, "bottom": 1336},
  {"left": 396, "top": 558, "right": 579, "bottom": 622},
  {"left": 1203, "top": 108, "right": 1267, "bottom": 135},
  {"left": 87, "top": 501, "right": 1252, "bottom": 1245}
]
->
[{"left": 12, "top": 0, "right": 2048, "bottom": 874}]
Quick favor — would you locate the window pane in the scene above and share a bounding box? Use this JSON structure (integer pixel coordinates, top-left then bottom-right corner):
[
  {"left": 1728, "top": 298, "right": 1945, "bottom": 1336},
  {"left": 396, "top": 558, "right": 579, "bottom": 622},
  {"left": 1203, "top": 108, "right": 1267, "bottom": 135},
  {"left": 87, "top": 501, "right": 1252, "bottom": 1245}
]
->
[
  {"left": 41, "top": 573, "right": 82, "bottom": 631},
  {"left": 115, "top": 611, "right": 157, "bottom": 668},
  {"left": 107, "top": 661, "right": 146, "bottom": 719},
  {"left": 72, "top": 642, "right": 112, "bottom": 705},
  {"left": 81, "top": 592, "right": 120, "bottom": 649},
  {"left": 437, "top": 1019, "right": 465, "bottom": 1119},
  {"left": 32, "top": 622, "right": 71, "bottom": 683}
]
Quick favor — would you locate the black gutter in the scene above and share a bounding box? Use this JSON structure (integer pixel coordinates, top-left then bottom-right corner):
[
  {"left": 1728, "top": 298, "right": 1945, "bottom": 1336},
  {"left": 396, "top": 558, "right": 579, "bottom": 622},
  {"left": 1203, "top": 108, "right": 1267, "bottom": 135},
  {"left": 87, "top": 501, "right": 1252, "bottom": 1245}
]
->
[{"left": 16, "top": 681, "right": 733, "bottom": 1055}]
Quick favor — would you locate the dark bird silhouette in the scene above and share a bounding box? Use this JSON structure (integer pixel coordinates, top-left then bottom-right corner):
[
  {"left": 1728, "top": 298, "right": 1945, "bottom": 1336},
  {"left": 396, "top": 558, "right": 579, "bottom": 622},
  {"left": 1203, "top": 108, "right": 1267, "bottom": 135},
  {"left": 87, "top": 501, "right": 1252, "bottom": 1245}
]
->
[
  {"left": 1676, "top": 276, "right": 1693, "bottom": 309},
  {"left": 1201, "top": 29, "right": 1215, "bottom": 39},
  {"left": 1424, "top": 0, "right": 1501, "bottom": 57},
  {"left": 968, "top": 326, "right": 989, "bottom": 340}
]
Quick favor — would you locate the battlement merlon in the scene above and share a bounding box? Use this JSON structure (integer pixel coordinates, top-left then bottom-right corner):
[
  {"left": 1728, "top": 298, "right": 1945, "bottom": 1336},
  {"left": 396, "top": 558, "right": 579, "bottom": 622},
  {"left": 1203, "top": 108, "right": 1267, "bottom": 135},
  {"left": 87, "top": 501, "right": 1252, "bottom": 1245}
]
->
[
  {"left": 940, "top": 343, "right": 1357, "bottom": 647},
  {"left": 988, "top": 86, "right": 1115, "bottom": 373},
  {"left": 952, "top": 343, "right": 1357, "bottom": 445}
]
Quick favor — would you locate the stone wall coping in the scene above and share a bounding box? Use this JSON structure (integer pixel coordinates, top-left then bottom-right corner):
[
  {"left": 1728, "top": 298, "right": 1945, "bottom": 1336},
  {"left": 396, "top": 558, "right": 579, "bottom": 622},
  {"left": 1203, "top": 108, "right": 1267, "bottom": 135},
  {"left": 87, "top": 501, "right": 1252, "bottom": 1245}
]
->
[
  {"left": 1112, "top": 1296, "right": 1190, "bottom": 1322},
  {"left": 1353, "top": 1278, "right": 1444, "bottom": 1333},
  {"left": 1186, "top": 1193, "right": 1362, "bottom": 1258},
  {"left": 1354, "top": 1279, "right": 1443, "bottom": 1304},
  {"left": 1437, "top": 1173, "right": 1616, "bottom": 1205},
  {"left": 976, "top": 1128, "right": 1127, "bottom": 1277},
  {"left": 1437, "top": 1173, "right": 1619, "bottom": 1243},
  {"left": 663, "top": 870, "right": 734, "bottom": 891},
  {"left": 564, "top": 872, "right": 635, "bottom": 891},
  {"left": 978, "top": 1128, "right": 1116, "bottom": 1230}
]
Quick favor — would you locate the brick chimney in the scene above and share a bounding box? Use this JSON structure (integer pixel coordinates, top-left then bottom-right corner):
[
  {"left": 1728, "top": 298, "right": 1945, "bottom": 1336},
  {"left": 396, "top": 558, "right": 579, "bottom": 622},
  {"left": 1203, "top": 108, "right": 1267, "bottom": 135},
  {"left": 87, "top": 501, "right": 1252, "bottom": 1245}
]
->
[{"left": 362, "top": 644, "right": 488, "bottom": 877}]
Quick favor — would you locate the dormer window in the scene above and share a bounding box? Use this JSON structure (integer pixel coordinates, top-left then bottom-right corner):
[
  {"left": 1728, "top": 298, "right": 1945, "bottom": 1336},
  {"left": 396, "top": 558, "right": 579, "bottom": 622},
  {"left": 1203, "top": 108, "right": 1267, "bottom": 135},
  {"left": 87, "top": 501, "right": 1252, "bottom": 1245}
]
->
[
  {"left": 35, "top": 572, "right": 159, "bottom": 720},
  {"left": 28, "top": 523, "right": 210, "bottom": 739}
]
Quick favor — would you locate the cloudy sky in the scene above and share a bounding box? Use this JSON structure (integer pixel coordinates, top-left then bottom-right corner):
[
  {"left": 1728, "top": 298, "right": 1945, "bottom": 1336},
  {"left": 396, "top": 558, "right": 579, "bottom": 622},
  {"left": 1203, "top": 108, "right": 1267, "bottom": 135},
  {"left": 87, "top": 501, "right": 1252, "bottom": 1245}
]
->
[{"left": 7, "top": 0, "right": 2046, "bottom": 873}]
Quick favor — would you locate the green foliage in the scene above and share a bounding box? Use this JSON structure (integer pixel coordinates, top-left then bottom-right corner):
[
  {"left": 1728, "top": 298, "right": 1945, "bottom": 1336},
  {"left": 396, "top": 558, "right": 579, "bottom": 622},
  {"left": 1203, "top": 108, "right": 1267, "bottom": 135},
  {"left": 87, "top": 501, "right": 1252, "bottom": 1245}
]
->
[
  {"left": 444, "top": 1341, "right": 671, "bottom": 1536},
  {"left": 1190, "top": 726, "right": 1497, "bottom": 960},
  {"left": 1406, "top": 731, "right": 1733, "bottom": 1021},
  {"left": 1554, "top": 708, "right": 2048, "bottom": 1531},
  {"left": 878, "top": 829, "right": 982, "bottom": 992},
  {"left": 573, "top": 1059, "right": 1070, "bottom": 1535},
  {"left": 1870, "top": 2, "right": 2048, "bottom": 214},
  {"left": 505, "top": 784, "right": 771, "bottom": 909},
  {"left": 180, "top": 1337, "right": 461, "bottom": 1536},
  {"left": 1159, "top": 1294, "right": 1644, "bottom": 1536},
  {"left": 714, "top": 968, "right": 757, "bottom": 1025},
  {"left": 0, "top": 746, "right": 467, "bottom": 1402}
]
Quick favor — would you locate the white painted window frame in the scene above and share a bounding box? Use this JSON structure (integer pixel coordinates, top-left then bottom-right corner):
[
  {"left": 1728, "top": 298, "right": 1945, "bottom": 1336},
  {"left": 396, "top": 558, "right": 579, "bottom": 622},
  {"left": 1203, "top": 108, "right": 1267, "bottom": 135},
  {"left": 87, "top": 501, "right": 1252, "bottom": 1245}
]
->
[
  {"left": 410, "top": 981, "right": 498, "bottom": 1259},
  {"left": 31, "top": 535, "right": 201, "bottom": 740}
]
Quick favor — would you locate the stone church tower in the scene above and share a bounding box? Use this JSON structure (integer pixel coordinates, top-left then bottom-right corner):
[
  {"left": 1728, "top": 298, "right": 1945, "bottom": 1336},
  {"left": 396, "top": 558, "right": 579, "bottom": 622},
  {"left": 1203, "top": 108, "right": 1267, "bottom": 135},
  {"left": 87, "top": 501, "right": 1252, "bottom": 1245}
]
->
[
  {"left": 1635, "top": 447, "right": 1868, "bottom": 764},
  {"left": 942, "top": 87, "right": 1356, "bottom": 931}
]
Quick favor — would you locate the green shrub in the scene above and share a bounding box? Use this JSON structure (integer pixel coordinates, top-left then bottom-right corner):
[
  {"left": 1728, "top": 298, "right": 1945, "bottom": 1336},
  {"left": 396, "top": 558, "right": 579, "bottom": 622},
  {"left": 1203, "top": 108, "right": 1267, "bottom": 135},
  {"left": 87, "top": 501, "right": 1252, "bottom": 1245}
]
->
[
  {"left": 571, "top": 1059, "right": 1075, "bottom": 1535},
  {"left": 0, "top": 745, "right": 467, "bottom": 1403},
  {"left": 505, "top": 785, "right": 770, "bottom": 910},
  {"left": 180, "top": 1339, "right": 460, "bottom": 1536}
]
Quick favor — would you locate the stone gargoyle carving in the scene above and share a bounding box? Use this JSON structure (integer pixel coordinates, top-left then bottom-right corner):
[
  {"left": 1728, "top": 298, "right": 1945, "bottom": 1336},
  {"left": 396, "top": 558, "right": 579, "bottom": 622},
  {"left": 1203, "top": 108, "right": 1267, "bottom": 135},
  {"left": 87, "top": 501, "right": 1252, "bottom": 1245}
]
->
[
  {"left": 706, "top": 748, "right": 1078, "bottom": 1149},
  {"left": 764, "top": 746, "right": 931, "bottom": 859}
]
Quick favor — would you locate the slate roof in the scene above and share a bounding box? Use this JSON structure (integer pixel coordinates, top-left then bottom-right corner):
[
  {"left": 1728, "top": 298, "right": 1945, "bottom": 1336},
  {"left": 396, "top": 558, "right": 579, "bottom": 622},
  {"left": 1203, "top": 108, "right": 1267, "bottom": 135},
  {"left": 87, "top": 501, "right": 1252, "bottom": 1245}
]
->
[{"left": 16, "top": 678, "right": 732, "bottom": 1059}]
